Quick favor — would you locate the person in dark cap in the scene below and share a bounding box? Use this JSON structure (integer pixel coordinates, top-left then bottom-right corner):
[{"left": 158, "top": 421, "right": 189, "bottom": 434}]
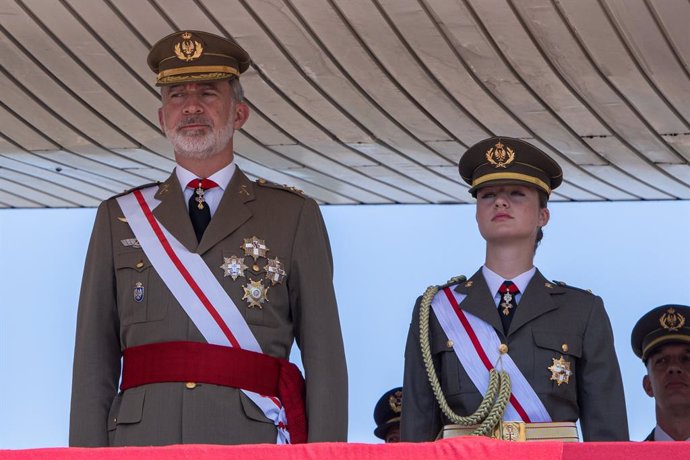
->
[
  {"left": 373, "top": 387, "right": 403, "bottom": 443},
  {"left": 632, "top": 305, "right": 690, "bottom": 441},
  {"left": 69, "top": 30, "right": 347, "bottom": 447},
  {"left": 401, "top": 137, "right": 628, "bottom": 442}
]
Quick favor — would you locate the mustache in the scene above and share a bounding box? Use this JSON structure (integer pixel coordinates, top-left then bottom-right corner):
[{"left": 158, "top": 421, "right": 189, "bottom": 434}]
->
[{"left": 175, "top": 116, "right": 212, "bottom": 129}]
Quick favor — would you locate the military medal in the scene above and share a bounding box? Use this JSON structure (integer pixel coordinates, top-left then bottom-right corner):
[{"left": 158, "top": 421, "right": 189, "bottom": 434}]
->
[
  {"left": 220, "top": 255, "right": 248, "bottom": 281},
  {"left": 133, "top": 282, "right": 145, "bottom": 302},
  {"left": 548, "top": 356, "right": 572, "bottom": 386},
  {"left": 194, "top": 183, "right": 207, "bottom": 210},
  {"left": 242, "top": 280, "right": 269, "bottom": 309},
  {"left": 242, "top": 236, "right": 269, "bottom": 260},
  {"left": 500, "top": 291, "right": 514, "bottom": 316},
  {"left": 265, "top": 257, "right": 286, "bottom": 285}
]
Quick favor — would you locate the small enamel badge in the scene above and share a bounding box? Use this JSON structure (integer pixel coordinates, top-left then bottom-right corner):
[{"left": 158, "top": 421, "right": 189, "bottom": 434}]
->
[
  {"left": 265, "top": 257, "right": 286, "bottom": 285},
  {"left": 548, "top": 356, "right": 572, "bottom": 386},
  {"left": 133, "top": 282, "right": 145, "bottom": 302},
  {"left": 220, "top": 255, "right": 248, "bottom": 281},
  {"left": 242, "top": 280, "right": 269, "bottom": 309},
  {"left": 242, "top": 236, "right": 269, "bottom": 261}
]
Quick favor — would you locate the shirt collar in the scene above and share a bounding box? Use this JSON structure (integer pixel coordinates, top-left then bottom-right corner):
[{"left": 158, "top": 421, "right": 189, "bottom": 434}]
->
[
  {"left": 175, "top": 161, "right": 236, "bottom": 192},
  {"left": 655, "top": 425, "right": 690, "bottom": 441},
  {"left": 482, "top": 265, "right": 536, "bottom": 298}
]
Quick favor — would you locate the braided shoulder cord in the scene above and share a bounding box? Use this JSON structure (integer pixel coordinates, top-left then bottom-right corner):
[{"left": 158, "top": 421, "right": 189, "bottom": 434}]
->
[{"left": 418, "top": 279, "right": 512, "bottom": 435}]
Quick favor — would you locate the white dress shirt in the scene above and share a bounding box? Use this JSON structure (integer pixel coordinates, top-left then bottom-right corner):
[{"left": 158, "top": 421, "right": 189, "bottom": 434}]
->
[
  {"left": 176, "top": 162, "right": 236, "bottom": 217},
  {"left": 482, "top": 265, "right": 537, "bottom": 308}
]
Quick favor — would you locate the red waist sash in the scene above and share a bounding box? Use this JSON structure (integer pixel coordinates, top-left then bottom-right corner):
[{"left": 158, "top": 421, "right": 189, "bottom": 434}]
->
[{"left": 121, "top": 341, "right": 307, "bottom": 443}]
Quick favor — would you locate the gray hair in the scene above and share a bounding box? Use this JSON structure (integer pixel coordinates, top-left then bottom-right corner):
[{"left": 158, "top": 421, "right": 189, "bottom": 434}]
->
[{"left": 230, "top": 77, "right": 244, "bottom": 103}]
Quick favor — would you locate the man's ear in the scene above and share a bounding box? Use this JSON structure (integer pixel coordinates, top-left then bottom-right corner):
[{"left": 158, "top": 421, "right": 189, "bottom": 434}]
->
[
  {"left": 233, "top": 102, "right": 250, "bottom": 130},
  {"left": 643, "top": 374, "right": 654, "bottom": 398}
]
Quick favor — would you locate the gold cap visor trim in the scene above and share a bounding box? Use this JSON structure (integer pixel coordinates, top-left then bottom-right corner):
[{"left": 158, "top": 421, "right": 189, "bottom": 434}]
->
[
  {"left": 642, "top": 334, "right": 690, "bottom": 359},
  {"left": 157, "top": 65, "right": 240, "bottom": 85},
  {"left": 472, "top": 172, "right": 551, "bottom": 195}
]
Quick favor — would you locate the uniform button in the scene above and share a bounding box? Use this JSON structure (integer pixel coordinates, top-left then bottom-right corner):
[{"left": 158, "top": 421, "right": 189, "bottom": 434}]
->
[
  {"left": 446, "top": 339, "right": 454, "bottom": 348},
  {"left": 562, "top": 344, "right": 569, "bottom": 353},
  {"left": 113, "top": 417, "right": 117, "bottom": 423},
  {"left": 136, "top": 261, "right": 144, "bottom": 269},
  {"left": 253, "top": 264, "right": 260, "bottom": 272},
  {"left": 185, "top": 382, "right": 197, "bottom": 389},
  {"left": 499, "top": 344, "right": 509, "bottom": 354}
]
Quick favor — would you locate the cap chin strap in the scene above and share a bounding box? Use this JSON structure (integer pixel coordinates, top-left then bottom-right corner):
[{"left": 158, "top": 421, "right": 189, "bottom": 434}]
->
[{"left": 419, "top": 276, "right": 512, "bottom": 437}]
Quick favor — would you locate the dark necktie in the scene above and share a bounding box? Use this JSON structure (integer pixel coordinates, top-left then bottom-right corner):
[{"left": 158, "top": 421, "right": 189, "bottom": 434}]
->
[
  {"left": 187, "top": 178, "right": 218, "bottom": 242},
  {"left": 498, "top": 281, "right": 520, "bottom": 335}
]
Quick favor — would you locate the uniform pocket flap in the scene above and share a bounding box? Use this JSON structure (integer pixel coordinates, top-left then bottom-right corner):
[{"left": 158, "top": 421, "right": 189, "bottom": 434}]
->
[
  {"left": 115, "top": 251, "right": 151, "bottom": 272},
  {"left": 116, "top": 387, "right": 145, "bottom": 425},
  {"left": 239, "top": 391, "right": 274, "bottom": 425},
  {"left": 532, "top": 330, "right": 582, "bottom": 357}
]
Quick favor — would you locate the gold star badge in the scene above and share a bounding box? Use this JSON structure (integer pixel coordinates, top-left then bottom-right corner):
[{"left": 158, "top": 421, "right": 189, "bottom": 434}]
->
[
  {"left": 242, "top": 280, "right": 269, "bottom": 309},
  {"left": 548, "top": 356, "right": 572, "bottom": 386},
  {"left": 220, "top": 255, "right": 248, "bottom": 281},
  {"left": 242, "top": 236, "right": 269, "bottom": 261}
]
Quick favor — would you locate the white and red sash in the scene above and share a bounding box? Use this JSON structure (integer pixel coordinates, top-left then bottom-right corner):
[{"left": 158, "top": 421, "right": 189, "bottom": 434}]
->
[
  {"left": 117, "top": 186, "right": 290, "bottom": 444},
  {"left": 431, "top": 286, "right": 552, "bottom": 423}
]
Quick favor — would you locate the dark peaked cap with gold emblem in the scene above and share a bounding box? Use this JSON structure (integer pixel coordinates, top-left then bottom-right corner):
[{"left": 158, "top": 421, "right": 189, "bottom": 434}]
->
[
  {"left": 373, "top": 387, "right": 402, "bottom": 440},
  {"left": 631, "top": 304, "right": 690, "bottom": 361},
  {"left": 147, "top": 30, "right": 251, "bottom": 86},
  {"left": 459, "top": 137, "right": 563, "bottom": 196}
]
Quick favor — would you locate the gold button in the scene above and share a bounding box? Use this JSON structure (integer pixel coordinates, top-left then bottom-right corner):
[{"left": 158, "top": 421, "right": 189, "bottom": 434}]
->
[
  {"left": 447, "top": 339, "right": 454, "bottom": 348},
  {"left": 545, "top": 282, "right": 553, "bottom": 288},
  {"left": 253, "top": 264, "right": 260, "bottom": 272},
  {"left": 136, "top": 261, "right": 144, "bottom": 269},
  {"left": 499, "top": 344, "right": 509, "bottom": 354},
  {"left": 113, "top": 417, "right": 117, "bottom": 423},
  {"left": 562, "top": 344, "right": 569, "bottom": 353},
  {"left": 185, "top": 382, "right": 197, "bottom": 389}
]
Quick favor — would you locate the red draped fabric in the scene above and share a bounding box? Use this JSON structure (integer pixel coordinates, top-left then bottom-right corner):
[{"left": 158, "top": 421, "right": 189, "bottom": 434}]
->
[{"left": 1, "top": 437, "right": 688, "bottom": 460}]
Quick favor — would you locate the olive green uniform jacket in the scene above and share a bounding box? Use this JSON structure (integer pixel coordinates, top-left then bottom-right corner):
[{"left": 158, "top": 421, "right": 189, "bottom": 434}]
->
[
  {"left": 400, "top": 269, "right": 628, "bottom": 442},
  {"left": 69, "top": 168, "right": 348, "bottom": 446}
]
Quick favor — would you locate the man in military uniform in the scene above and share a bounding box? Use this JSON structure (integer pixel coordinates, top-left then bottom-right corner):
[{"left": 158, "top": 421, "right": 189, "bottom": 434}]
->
[
  {"left": 69, "top": 30, "right": 347, "bottom": 446},
  {"left": 400, "top": 137, "right": 628, "bottom": 442},
  {"left": 632, "top": 304, "right": 690, "bottom": 441},
  {"left": 373, "top": 387, "right": 402, "bottom": 443}
]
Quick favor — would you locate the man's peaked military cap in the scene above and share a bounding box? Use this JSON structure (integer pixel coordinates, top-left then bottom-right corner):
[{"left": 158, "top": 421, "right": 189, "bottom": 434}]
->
[
  {"left": 631, "top": 304, "right": 690, "bottom": 361},
  {"left": 459, "top": 136, "right": 563, "bottom": 196},
  {"left": 147, "top": 30, "right": 251, "bottom": 86},
  {"left": 373, "top": 387, "right": 402, "bottom": 440}
]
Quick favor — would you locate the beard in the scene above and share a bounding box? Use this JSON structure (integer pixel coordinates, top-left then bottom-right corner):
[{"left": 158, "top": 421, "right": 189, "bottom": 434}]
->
[{"left": 164, "top": 115, "right": 234, "bottom": 160}]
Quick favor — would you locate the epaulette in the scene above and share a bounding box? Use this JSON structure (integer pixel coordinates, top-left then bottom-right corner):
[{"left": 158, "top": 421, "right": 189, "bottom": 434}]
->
[
  {"left": 111, "top": 181, "right": 161, "bottom": 199},
  {"left": 551, "top": 280, "right": 594, "bottom": 295},
  {"left": 255, "top": 177, "right": 306, "bottom": 198},
  {"left": 439, "top": 275, "right": 467, "bottom": 290}
]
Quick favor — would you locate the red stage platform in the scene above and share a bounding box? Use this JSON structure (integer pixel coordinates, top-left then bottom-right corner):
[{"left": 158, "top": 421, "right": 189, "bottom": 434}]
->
[{"left": 0, "top": 437, "right": 688, "bottom": 460}]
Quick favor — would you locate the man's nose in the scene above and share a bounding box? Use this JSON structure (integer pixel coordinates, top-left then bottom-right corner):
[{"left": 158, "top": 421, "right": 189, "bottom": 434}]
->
[{"left": 182, "top": 95, "right": 203, "bottom": 114}]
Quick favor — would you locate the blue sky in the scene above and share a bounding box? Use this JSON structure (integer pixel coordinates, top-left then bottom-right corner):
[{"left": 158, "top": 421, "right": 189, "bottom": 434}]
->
[{"left": 1, "top": 200, "right": 689, "bottom": 448}]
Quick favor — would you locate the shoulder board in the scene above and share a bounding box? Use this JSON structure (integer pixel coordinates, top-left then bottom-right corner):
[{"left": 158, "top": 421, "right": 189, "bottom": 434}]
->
[
  {"left": 551, "top": 280, "right": 594, "bottom": 295},
  {"left": 255, "top": 178, "right": 306, "bottom": 198},
  {"left": 111, "top": 181, "right": 160, "bottom": 199}
]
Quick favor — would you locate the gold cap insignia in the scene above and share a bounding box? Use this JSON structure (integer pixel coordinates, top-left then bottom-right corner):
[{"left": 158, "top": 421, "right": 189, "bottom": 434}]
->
[
  {"left": 174, "top": 32, "right": 204, "bottom": 62},
  {"left": 660, "top": 307, "right": 686, "bottom": 332},
  {"left": 388, "top": 390, "right": 402, "bottom": 414},
  {"left": 485, "top": 141, "right": 516, "bottom": 169},
  {"left": 548, "top": 356, "right": 572, "bottom": 386}
]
